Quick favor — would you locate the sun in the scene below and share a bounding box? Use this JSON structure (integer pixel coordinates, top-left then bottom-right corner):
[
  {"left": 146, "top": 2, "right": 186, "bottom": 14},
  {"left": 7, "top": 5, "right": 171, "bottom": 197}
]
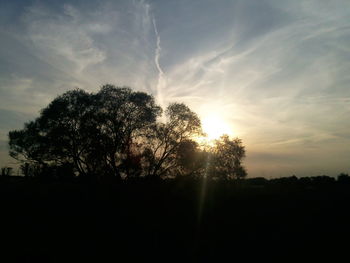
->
[{"left": 201, "top": 114, "right": 232, "bottom": 141}]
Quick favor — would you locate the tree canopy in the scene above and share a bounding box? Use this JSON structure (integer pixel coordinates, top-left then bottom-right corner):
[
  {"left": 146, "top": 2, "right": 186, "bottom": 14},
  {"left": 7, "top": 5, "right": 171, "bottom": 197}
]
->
[{"left": 8, "top": 84, "right": 247, "bottom": 180}]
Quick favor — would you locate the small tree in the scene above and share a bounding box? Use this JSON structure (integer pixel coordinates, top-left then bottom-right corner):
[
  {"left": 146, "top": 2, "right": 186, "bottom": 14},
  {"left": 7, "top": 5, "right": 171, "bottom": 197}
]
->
[
  {"left": 1, "top": 167, "right": 13, "bottom": 177},
  {"left": 209, "top": 135, "right": 247, "bottom": 180},
  {"left": 337, "top": 173, "right": 350, "bottom": 183}
]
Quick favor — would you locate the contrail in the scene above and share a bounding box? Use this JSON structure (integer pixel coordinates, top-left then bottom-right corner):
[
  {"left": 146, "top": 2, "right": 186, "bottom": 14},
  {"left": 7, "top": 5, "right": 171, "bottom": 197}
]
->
[{"left": 152, "top": 16, "right": 165, "bottom": 108}]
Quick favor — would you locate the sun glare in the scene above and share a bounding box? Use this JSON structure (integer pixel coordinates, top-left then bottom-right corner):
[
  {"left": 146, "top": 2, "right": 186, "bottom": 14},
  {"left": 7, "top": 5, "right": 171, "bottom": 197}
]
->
[{"left": 201, "top": 115, "right": 232, "bottom": 141}]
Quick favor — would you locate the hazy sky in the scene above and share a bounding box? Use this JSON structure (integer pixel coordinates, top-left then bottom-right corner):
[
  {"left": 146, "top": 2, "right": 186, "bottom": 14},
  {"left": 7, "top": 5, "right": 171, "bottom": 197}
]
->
[{"left": 1, "top": 0, "right": 349, "bottom": 177}]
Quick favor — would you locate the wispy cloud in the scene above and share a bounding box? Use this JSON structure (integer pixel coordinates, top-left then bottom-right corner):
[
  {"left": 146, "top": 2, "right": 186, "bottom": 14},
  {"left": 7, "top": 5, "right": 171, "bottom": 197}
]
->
[
  {"left": 152, "top": 16, "right": 166, "bottom": 107},
  {"left": 146, "top": 0, "right": 350, "bottom": 176},
  {"left": 1, "top": 0, "right": 349, "bottom": 176}
]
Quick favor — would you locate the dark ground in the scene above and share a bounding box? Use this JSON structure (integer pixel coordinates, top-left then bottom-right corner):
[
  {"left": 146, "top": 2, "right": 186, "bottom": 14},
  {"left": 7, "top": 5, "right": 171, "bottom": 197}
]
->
[{"left": 1, "top": 176, "right": 350, "bottom": 262}]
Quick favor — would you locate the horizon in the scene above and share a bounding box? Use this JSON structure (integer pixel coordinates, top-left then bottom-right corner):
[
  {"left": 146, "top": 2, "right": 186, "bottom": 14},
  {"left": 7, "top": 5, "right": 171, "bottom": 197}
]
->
[{"left": 1, "top": 0, "right": 350, "bottom": 177}]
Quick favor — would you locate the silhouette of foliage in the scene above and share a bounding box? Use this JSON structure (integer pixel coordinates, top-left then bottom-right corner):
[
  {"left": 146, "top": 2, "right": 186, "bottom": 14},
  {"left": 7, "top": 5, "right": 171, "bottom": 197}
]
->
[
  {"left": 1, "top": 166, "right": 12, "bottom": 176},
  {"left": 8, "top": 85, "right": 248, "bottom": 180},
  {"left": 337, "top": 173, "right": 350, "bottom": 184},
  {"left": 141, "top": 103, "right": 203, "bottom": 178},
  {"left": 176, "top": 139, "right": 207, "bottom": 176},
  {"left": 85, "top": 85, "right": 162, "bottom": 179},
  {"left": 9, "top": 85, "right": 162, "bottom": 179},
  {"left": 208, "top": 135, "right": 247, "bottom": 179},
  {"left": 9, "top": 120, "right": 49, "bottom": 164}
]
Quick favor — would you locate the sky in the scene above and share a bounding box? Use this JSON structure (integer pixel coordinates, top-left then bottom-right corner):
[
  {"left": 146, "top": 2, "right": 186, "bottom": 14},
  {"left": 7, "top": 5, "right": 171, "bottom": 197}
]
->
[{"left": 0, "top": 0, "right": 349, "bottom": 177}]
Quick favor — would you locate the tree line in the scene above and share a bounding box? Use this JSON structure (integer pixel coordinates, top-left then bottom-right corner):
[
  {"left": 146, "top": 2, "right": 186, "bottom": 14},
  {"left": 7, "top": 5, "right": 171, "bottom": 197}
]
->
[{"left": 8, "top": 84, "right": 246, "bottom": 180}]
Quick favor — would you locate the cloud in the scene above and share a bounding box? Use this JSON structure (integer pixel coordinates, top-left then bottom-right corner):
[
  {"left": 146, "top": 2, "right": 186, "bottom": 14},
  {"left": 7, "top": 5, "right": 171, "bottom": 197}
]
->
[
  {"left": 152, "top": 16, "right": 166, "bottom": 107},
  {"left": 23, "top": 4, "right": 107, "bottom": 76},
  {"left": 147, "top": 0, "right": 350, "bottom": 176},
  {"left": 0, "top": 0, "right": 349, "bottom": 176},
  {"left": 0, "top": 0, "right": 160, "bottom": 167}
]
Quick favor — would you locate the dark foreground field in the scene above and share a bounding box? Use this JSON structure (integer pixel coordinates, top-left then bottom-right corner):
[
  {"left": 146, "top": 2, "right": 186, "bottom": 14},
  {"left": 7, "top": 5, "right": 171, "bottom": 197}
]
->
[{"left": 1, "top": 176, "right": 350, "bottom": 262}]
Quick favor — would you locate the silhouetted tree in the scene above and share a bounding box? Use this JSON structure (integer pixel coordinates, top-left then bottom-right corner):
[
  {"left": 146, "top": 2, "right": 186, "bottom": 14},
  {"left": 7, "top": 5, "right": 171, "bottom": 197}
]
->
[
  {"left": 88, "top": 85, "right": 162, "bottom": 179},
  {"left": 209, "top": 135, "right": 247, "bottom": 179},
  {"left": 175, "top": 139, "right": 207, "bottom": 176},
  {"left": 39, "top": 89, "right": 94, "bottom": 176},
  {"left": 8, "top": 85, "right": 248, "bottom": 180},
  {"left": 9, "top": 89, "right": 95, "bottom": 177},
  {"left": 142, "top": 103, "right": 202, "bottom": 178},
  {"left": 9, "top": 119, "right": 50, "bottom": 165},
  {"left": 311, "top": 175, "right": 335, "bottom": 185},
  {"left": 8, "top": 85, "right": 161, "bottom": 180},
  {"left": 337, "top": 173, "right": 350, "bottom": 184},
  {"left": 1, "top": 167, "right": 13, "bottom": 177}
]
